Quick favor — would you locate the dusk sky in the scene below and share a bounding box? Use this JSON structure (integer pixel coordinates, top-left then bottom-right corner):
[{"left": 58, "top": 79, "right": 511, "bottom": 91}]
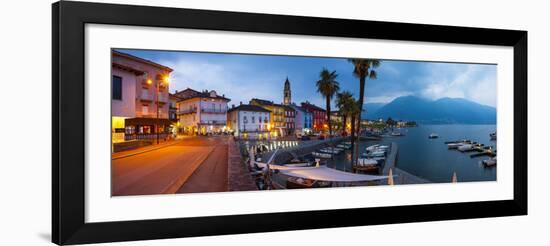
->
[{"left": 116, "top": 49, "right": 497, "bottom": 108}]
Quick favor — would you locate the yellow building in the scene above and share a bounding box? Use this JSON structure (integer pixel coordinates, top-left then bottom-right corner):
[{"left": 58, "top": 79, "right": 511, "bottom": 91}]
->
[{"left": 250, "top": 98, "right": 286, "bottom": 137}]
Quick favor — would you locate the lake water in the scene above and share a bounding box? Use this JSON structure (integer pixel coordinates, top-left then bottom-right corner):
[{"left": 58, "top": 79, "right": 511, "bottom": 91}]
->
[{"left": 326, "top": 124, "right": 497, "bottom": 183}]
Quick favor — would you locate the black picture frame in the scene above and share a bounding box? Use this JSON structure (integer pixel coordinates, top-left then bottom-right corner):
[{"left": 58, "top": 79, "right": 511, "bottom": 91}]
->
[{"left": 52, "top": 1, "right": 527, "bottom": 245}]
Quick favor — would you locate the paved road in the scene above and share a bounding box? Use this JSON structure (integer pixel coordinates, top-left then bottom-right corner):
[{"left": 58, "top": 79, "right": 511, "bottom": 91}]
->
[
  {"left": 177, "top": 137, "right": 228, "bottom": 193},
  {"left": 112, "top": 136, "right": 228, "bottom": 196}
]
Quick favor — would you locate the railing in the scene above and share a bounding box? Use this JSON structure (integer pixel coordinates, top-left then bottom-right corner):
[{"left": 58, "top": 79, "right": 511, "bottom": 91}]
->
[
  {"left": 200, "top": 120, "right": 226, "bottom": 125},
  {"left": 178, "top": 108, "right": 197, "bottom": 114},
  {"left": 201, "top": 108, "right": 227, "bottom": 113},
  {"left": 124, "top": 133, "right": 170, "bottom": 141},
  {"left": 140, "top": 93, "right": 153, "bottom": 101}
]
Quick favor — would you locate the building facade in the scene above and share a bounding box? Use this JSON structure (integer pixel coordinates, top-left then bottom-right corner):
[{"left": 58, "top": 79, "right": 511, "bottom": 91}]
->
[
  {"left": 174, "top": 88, "right": 230, "bottom": 135},
  {"left": 250, "top": 98, "right": 286, "bottom": 137},
  {"left": 169, "top": 93, "right": 179, "bottom": 135},
  {"left": 290, "top": 105, "right": 313, "bottom": 135},
  {"left": 301, "top": 101, "right": 326, "bottom": 133},
  {"left": 227, "top": 104, "right": 271, "bottom": 140},
  {"left": 111, "top": 50, "right": 173, "bottom": 144},
  {"left": 283, "top": 105, "right": 296, "bottom": 135}
]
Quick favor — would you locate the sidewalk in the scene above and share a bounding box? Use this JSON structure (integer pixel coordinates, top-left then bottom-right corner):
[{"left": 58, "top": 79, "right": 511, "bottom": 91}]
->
[{"left": 112, "top": 136, "right": 190, "bottom": 160}]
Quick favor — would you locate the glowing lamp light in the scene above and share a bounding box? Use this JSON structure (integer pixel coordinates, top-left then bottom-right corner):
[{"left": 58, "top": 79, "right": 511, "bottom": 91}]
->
[
  {"left": 146, "top": 79, "right": 153, "bottom": 85},
  {"left": 163, "top": 75, "right": 170, "bottom": 84}
]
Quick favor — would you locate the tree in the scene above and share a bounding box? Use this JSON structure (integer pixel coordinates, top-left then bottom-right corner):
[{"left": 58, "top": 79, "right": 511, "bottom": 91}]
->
[
  {"left": 386, "top": 117, "right": 396, "bottom": 130},
  {"left": 348, "top": 98, "right": 361, "bottom": 166},
  {"left": 348, "top": 59, "right": 380, "bottom": 165},
  {"left": 316, "top": 68, "right": 340, "bottom": 136},
  {"left": 336, "top": 91, "right": 354, "bottom": 136}
]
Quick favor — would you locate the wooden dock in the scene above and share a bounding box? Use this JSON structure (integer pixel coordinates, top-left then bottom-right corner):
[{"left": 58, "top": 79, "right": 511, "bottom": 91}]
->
[{"left": 382, "top": 142, "right": 430, "bottom": 184}]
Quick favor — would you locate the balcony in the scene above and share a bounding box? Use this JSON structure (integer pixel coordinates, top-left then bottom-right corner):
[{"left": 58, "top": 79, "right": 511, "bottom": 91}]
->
[
  {"left": 178, "top": 108, "right": 197, "bottom": 115},
  {"left": 201, "top": 108, "right": 227, "bottom": 114},
  {"left": 199, "top": 120, "right": 226, "bottom": 125},
  {"left": 139, "top": 93, "right": 153, "bottom": 102},
  {"left": 136, "top": 112, "right": 158, "bottom": 118}
]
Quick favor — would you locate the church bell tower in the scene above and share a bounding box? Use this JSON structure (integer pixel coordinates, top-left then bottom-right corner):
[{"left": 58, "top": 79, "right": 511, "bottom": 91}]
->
[{"left": 283, "top": 77, "right": 291, "bottom": 105}]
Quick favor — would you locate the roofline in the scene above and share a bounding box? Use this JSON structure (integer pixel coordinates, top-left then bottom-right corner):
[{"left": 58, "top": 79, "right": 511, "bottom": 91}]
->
[{"left": 112, "top": 50, "right": 174, "bottom": 72}]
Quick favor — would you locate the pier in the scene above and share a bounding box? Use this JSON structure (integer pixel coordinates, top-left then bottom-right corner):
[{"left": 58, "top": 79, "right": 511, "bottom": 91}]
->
[{"left": 381, "top": 142, "right": 430, "bottom": 184}]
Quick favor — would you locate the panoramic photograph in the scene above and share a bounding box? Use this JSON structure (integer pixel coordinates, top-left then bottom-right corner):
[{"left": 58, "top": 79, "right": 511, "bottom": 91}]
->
[{"left": 110, "top": 49, "right": 497, "bottom": 196}]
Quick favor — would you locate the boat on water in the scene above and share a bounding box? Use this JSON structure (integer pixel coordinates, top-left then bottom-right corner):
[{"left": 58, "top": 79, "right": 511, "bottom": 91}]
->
[
  {"left": 312, "top": 152, "right": 332, "bottom": 158},
  {"left": 481, "top": 157, "right": 497, "bottom": 167},
  {"left": 366, "top": 144, "right": 389, "bottom": 152},
  {"left": 447, "top": 143, "right": 463, "bottom": 149},
  {"left": 337, "top": 144, "right": 352, "bottom": 149},
  {"left": 428, "top": 133, "right": 439, "bottom": 139},
  {"left": 286, "top": 177, "right": 332, "bottom": 189},
  {"left": 354, "top": 158, "right": 380, "bottom": 172},
  {"left": 458, "top": 144, "right": 473, "bottom": 152},
  {"left": 490, "top": 132, "right": 497, "bottom": 140},
  {"left": 391, "top": 132, "right": 404, "bottom": 136}
]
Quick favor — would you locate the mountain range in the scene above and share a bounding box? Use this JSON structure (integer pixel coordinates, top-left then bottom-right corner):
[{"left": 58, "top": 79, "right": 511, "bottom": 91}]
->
[{"left": 362, "top": 96, "right": 496, "bottom": 124}]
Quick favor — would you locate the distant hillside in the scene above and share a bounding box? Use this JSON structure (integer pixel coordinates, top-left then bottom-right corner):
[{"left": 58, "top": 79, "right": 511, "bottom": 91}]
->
[
  {"left": 365, "top": 96, "right": 496, "bottom": 124},
  {"left": 362, "top": 103, "right": 386, "bottom": 119}
]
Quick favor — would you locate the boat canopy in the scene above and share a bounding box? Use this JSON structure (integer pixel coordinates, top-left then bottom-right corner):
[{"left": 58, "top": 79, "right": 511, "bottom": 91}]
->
[
  {"left": 253, "top": 161, "right": 390, "bottom": 182},
  {"left": 249, "top": 148, "right": 391, "bottom": 182},
  {"left": 281, "top": 166, "right": 390, "bottom": 182}
]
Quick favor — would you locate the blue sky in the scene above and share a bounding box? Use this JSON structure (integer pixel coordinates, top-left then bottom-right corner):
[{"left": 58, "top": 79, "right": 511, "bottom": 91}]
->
[{"left": 116, "top": 49, "right": 497, "bottom": 108}]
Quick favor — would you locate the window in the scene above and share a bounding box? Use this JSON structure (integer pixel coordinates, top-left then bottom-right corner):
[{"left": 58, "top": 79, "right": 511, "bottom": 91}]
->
[
  {"left": 142, "top": 105, "right": 148, "bottom": 115},
  {"left": 112, "top": 75, "right": 122, "bottom": 100}
]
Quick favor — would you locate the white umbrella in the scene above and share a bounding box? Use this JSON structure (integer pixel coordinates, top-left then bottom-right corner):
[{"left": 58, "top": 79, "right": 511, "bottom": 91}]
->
[
  {"left": 388, "top": 168, "right": 394, "bottom": 185},
  {"left": 452, "top": 172, "right": 458, "bottom": 183}
]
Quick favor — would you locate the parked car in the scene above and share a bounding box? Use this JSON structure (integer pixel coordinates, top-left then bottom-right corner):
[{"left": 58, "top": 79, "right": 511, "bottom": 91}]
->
[{"left": 300, "top": 135, "right": 311, "bottom": 141}]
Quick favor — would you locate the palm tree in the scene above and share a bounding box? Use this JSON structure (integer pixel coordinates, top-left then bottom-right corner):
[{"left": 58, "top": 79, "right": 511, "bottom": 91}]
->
[
  {"left": 348, "top": 59, "right": 380, "bottom": 164},
  {"left": 336, "top": 91, "right": 354, "bottom": 136},
  {"left": 348, "top": 98, "right": 361, "bottom": 166},
  {"left": 316, "top": 68, "right": 340, "bottom": 136}
]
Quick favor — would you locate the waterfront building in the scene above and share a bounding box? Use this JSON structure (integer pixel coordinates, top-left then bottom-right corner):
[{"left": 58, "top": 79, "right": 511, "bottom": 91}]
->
[
  {"left": 250, "top": 98, "right": 286, "bottom": 137},
  {"left": 283, "top": 105, "right": 296, "bottom": 135},
  {"left": 174, "top": 88, "right": 230, "bottom": 135},
  {"left": 290, "top": 104, "right": 313, "bottom": 135},
  {"left": 300, "top": 101, "right": 326, "bottom": 133},
  {"left": 227, "top": 104, "right": 271, "bottom": 140},
  {"left": 169, "top": 93, "right": 180, "bottom": 134},
  {"left": 111, "top": 50, "right": 173, "bottom": 144}
]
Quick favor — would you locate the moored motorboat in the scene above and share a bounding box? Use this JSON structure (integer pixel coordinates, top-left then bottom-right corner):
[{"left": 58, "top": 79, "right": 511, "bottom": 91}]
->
[
  {"left": 458, "top": 144, "right": 473, "bottom": 152},
  {"left": 447, "top": 143, "right": 463, "bottom": 149},
  {"left": 481, "top": 157, "right": 497, "bottom": 167},
  {"left": 490, "top": 132, "right": 497, "bottom": 140},
  {"left": 428, "top": 133, "right": 439, "bottom": 139},
  {"left": 312, "top": 152, "right": 332, "bottom": 158}
]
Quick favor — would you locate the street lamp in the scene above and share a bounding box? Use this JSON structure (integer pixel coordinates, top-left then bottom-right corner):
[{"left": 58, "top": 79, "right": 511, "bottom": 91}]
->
[{"left": 156, "top": 74, "right": 169, "bottom": 144}]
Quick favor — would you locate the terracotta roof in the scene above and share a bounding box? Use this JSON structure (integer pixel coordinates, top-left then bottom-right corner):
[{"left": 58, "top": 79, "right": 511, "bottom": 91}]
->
[
  {"left": 112, "top": 50, "right": 173, "bottom": 72},
  {"left": 174, "top": 88, "right": 230, "bottom": 102},
  {"left": 250, "top": 98, "right": 285, "bottom": 107},
  {"left": 301, "top": 102, "right": 326, "bottom": 112},
  {"left": 228, "top": 104, "right": 271, "bottom": 113}
]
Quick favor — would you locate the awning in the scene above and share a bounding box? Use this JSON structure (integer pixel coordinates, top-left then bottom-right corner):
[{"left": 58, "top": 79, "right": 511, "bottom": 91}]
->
[
  {"left": 125, "top": 118, "right": 173, "bottom": 126},
  {"left": 253, "top": 161, "right": 390, "bottom": 182}
]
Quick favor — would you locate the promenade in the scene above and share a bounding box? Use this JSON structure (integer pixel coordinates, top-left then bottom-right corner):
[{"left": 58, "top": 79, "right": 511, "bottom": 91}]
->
[{"left": 112, "top": 136, "right": 229, "bottom": 196}]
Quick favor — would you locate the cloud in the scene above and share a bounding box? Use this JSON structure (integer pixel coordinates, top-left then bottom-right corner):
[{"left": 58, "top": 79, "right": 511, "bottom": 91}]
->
[
  {"left": 160, "top": 57, "right": 283, "bottom": 106},
  {"left": 418, "top": 63, "right": 496, "bottom": 107}
]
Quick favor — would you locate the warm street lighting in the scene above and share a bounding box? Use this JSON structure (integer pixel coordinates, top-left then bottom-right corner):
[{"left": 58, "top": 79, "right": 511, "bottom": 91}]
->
[
  {"left": 146, "top": 79, "right": 152, "bottom": 85},
  {"left": 163, "top": 75, "right": 170, "bottom": 84}
]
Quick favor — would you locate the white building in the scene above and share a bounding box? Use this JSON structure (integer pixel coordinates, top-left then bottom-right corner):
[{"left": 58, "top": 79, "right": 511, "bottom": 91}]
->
[
  {"left": 175, "top": 88, "right": 230, "bottom": 135},
  {"left": 227, "top": 104, "right": 271, "bottom": 140}
]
